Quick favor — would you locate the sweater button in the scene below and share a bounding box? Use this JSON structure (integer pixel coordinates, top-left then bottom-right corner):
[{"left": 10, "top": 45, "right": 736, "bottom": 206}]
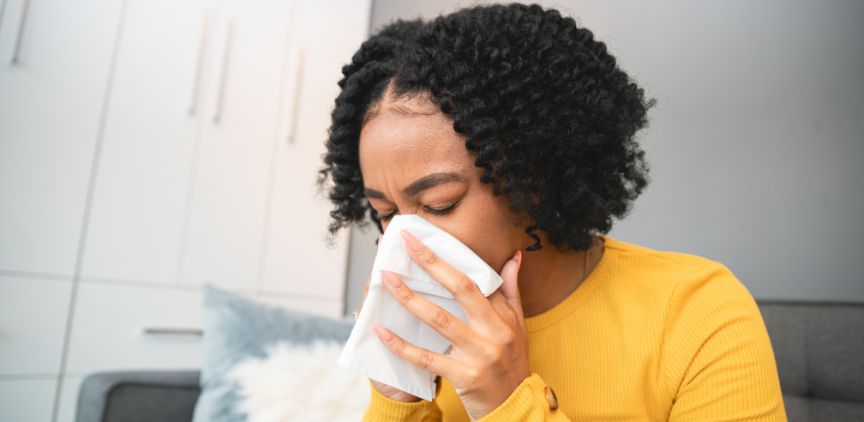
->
[{"left": 544, "top": 386, "right": 558, "bottom": 410}]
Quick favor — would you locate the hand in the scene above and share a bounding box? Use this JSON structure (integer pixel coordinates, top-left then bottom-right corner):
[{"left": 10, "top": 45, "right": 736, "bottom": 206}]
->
[
  {"left": 355, "top": 235, "right": 425, "bottom": 403},
  {"left": 372, "top": 229, "right": 529, "bottom": 420}
]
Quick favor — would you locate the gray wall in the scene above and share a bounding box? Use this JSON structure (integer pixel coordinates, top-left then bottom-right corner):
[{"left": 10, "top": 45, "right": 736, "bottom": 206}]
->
[{"left": 344, "top": 0, "right": 864, "bottom": 313}]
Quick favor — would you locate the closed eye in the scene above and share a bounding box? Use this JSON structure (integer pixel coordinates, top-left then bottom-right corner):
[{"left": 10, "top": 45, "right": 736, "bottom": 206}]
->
[
  {"left": 425, "top": 202, "right": 459, "bottom": 216},
  {"left": 378, "top": 202, "right": 459, "bottom": 221}
]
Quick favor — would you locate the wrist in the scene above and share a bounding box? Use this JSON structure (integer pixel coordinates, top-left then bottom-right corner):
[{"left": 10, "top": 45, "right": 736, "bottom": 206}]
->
[
  {"left": 370, "top": 379, "right": 422, "bottom": 403},
  {"left": 472, "top": 373, "right": 544, "bottom": 421}
]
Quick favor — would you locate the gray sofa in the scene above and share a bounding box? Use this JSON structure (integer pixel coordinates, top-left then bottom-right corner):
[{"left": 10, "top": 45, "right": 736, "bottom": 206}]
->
[{"left": 76, "top": 301, "right": 864, "bottom": 422}]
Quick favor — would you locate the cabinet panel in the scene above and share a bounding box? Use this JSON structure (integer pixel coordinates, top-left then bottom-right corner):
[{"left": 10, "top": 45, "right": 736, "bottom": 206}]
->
[
  {"left": 260, "top": 0, "right": 370, "bottom": 297},
  {"left": 56, "top": 377, "right": 82, "bottom": 422},
  {"left": 0, "top": 0, "right": 124, "bottom": 276},
  {"left": 0, "top": 378, "right": 57, "bottom": 422},
  {"left": 180, "top": 0, "right": 297, "bottom": 289},
  {"left": 65, "top": 283, "right": 203, "bottom": 375},
  {"left": 0, "top": 276, "right": 71, "bottom": 376},
  {"left": 82, "top": 0, "right": 219, "bottom": 285}
]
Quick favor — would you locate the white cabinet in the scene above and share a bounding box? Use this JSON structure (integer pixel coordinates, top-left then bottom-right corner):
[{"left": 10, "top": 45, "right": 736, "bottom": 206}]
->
[
  {"left": 0, "top": 276, "right": 71, "bottom": 376},
  {"left": 0, "top": 0, "right": 124, "bottom": 276},
  {"left": 179, "top": 0, "right": 299, "bottom": 289},
  {"left": 55, "top": 378, "right": 82, "bottom": 422},
  {"left": 64, "top": 283, "right": 203, "bottom": 375},
  {"left": 79, "top": 0, "right": 366, "bottom": 296},
  {"left": 82, "top": 0, "right": 220, "bottom": 285},
  {"left": 0, "top": 379, "right": 57, "bottom": 422},
  {"left": 259, "top": 0, "right": 370, "bottom": 298},
  {"left": 1, "top": 1, "right": 371, "bottom": 420}
]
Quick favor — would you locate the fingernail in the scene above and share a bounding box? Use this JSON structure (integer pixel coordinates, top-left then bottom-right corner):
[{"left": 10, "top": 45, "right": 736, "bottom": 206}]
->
[
  {"left": 514, "top": 250, "right": 522, "bottom": 264},
  {"left": 373, "top": 324, "right": 393, "bottom": 342},
  {"left": 382, "top": 271, "right": 402, "bottom": 288},
  {"left": 400, "top": 229, "right": 423, "bottom": 253}
]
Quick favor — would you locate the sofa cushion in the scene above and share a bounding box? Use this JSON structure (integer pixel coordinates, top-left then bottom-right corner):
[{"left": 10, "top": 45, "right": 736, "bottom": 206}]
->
[
  {"left": 759, "top": 301, "right": 864, "bottom": 421},
  {"left": 191, "top": 285, "right": 365, "bottom": 422},
  {"left": 77, "top": 370, "right": 200, "bottom": 422}
]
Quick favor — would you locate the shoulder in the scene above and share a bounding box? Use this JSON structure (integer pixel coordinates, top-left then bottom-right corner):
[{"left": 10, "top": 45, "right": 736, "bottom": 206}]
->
[
  {"left": 600, "top": 234, "right": 764, "bottom": 351},
  {"left": 613, "top": 240, "right": 773, "bottom": 398},
  {"left": 599, "top": 234, "right": 753, "bottom": 306},
  {"left": 598, "top": 236, "right": 779, "bottom": 405}
]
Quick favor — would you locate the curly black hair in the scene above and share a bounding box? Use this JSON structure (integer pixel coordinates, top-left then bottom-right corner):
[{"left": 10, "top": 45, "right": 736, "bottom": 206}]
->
[{"left": 317, "top": 2, "right": 655, "bottom": 252}]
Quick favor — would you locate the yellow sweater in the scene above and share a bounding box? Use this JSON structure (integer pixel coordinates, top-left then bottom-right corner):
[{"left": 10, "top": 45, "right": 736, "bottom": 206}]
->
[{"left": 362, "top": 234, "right": 787, "bottom": 421}]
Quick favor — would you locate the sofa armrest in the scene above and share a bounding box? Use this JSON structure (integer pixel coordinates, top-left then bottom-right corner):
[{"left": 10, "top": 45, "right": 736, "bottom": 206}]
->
[{"left": 76, "top": 370, "right": 201, "bottom": 422}]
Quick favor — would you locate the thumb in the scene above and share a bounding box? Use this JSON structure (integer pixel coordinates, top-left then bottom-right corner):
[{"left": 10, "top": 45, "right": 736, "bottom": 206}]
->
[{"left": 498, "top": 250, "right": 524, "bottom": 322}]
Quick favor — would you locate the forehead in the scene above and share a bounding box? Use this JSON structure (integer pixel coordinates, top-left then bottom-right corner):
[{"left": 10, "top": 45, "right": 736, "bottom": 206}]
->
[{"left": 358, "top": 91, "right": 473, "bottom": 185}]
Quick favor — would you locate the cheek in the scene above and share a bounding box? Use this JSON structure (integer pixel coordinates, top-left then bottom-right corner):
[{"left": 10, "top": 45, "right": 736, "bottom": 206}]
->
[{"left": 442, "top": 189, "right": 521, "bottom": 273}]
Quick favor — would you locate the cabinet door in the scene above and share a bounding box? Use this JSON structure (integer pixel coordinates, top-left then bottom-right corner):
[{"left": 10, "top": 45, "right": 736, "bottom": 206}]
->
[
  {"left": 81, "top": 0, "right": 219, "bottom": 285},
  {"left": 180, "top": 0, "right": 297, "bottom": 289},
  {"left": 56, "top": 377, "right": 82, "bottom": 422},
  {"left": 64, "top": 283, "right": 203, "bottom": 375},
  {"left": 0, "top": 0, "right": 123, "bottom": 276},
  {"left": 0, "top": 276, "right": 71, "bottom": 376},
  {"left": 0, "top": 379, "right": 57, "bottom": 422},
  {"left": 260, "top": 0, "right": 371, "bottom": 298}
]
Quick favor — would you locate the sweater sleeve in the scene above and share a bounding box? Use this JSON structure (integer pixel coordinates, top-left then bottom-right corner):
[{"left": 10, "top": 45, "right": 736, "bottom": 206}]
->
[
  {"left": 661, "top": 261, "right": 787, "bottom": 421},
  {"left": 476, "top": 373, "right": 572, "bottom": 422},
  {"left": 361, "top": 380, "right": 442, "bottom": 422}
]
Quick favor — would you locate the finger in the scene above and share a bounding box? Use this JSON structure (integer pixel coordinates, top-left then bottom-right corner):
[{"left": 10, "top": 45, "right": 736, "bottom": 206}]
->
[
  {"left": 399, "top": 229, "right": 494, "bottom": 321},
  {"left": 372, "top": 323, "right": 461, "bottom": 378},
  {"left": 381, "top": 270, "right": 477, "bottom": 349},
  {"left": 488, "top": 290, "right": 516, "bottom": 323},
  {"left": 497, "top": 250, "right": 525, "bottom": 324}
]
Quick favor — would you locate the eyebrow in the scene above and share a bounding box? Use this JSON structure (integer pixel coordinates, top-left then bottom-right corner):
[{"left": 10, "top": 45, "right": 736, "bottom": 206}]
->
[{"left": 364, "top": 172, "right": 466, "bottom": 201}]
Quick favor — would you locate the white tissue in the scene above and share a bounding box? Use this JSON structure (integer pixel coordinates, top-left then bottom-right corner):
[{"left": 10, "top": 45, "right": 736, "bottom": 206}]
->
[{"left": 337, "top": 214, "right": 504, "bottom": 401}]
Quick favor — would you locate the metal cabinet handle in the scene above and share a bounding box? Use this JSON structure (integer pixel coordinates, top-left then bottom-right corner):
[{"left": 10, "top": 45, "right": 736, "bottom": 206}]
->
[
  {"left": 286, "top": 48, "right": 305, "bottom": 144},
  {"left": 10, "top": 0, "right": 31, "bottom": 65},
  {"left": 212, "top": 18, "right": 233, "bottom": 124},
  {"left": 188, "top": 8, "right": 209, "bottom": 116},
  {"left": 143, "top": 327, "right": 203, "bottom": 336}
]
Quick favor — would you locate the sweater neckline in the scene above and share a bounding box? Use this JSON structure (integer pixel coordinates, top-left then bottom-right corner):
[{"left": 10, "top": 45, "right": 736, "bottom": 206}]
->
[{"left": 523, "top": 233, "right": 618, "bottom": 333}]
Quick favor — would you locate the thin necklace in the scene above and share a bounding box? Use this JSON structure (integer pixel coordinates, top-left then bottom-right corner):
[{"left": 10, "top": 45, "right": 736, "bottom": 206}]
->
[
  {"left": 583, "top": 245, "right": 588, "bottom": 282},
  {"left": 582, "top": 235, "right": 595, "bottom": 283}
]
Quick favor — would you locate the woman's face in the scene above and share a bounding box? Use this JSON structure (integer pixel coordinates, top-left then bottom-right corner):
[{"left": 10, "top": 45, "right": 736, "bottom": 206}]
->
[{"left": 358, "top": 87, "right": 530, "bottom": 273}]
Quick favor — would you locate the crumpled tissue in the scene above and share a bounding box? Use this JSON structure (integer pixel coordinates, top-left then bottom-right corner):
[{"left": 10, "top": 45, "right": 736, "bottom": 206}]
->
[{"left": 337, "top": 214, "right": 503, "bottom": 401}]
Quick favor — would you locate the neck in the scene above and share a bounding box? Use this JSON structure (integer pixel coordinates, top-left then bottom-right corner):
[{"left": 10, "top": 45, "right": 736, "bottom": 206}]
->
[{"left": 517, "top": 235, "right": 604, "bottom": 318}]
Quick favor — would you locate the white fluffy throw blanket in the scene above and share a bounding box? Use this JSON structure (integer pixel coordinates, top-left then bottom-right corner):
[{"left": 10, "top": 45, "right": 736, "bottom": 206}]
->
[{"left": 228, "top": 341, "right": 370, "bottom": 422}]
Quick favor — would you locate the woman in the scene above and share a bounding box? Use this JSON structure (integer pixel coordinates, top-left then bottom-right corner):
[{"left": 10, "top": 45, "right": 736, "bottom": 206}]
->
[{"left": 318, "top": 3, "right": 786, "bottom": 421}]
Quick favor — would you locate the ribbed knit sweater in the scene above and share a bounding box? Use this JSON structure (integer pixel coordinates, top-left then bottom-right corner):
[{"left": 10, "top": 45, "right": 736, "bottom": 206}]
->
[{"left": 362, "top": 234, "right": 787, "bottom": 421}]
